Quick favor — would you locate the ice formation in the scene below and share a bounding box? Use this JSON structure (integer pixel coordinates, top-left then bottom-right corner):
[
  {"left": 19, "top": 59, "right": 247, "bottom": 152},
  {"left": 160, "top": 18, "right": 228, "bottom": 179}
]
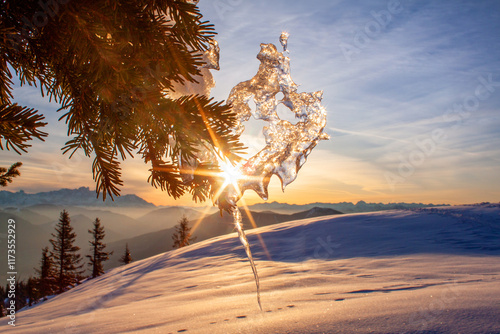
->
[
  {"left": 220, "top": 35, "right": 329, "bottom": 208},
  {"left": 279, "top": 31, "right": 289, "bottom": 52},
  {"left": 178, "top": 33, "right": 328, "bottom": 309}
]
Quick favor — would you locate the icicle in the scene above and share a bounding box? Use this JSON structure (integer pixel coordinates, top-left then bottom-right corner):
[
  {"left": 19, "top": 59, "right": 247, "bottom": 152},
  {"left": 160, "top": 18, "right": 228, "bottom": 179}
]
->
[{"left": 232, "top": 206, "right": 262, "bottom": 310}]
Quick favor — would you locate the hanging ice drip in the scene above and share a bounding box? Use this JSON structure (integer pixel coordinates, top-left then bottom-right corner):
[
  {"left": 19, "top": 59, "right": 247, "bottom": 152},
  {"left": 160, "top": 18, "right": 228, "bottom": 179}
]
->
[{"left": 179, "top": 33, "right": 329, "bottom": 309}]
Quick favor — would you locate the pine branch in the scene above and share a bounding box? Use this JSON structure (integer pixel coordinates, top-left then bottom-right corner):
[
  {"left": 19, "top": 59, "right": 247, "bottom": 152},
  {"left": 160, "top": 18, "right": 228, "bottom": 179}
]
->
[
  {"left": 165, "top": 0, "right": 215, "bottom": 50},
  {"left": 0, "top": 0, "right": 245, "bottom": 202},
  {"left": 148, "top": 160, "right": 186, "bottom": 198},
  {"left": 0, "top": 104, "right": 47, "bottom": 153},
  {"left": 0, "top": 161, "right": 22, "bottom": 187},
  {"left": 92, "top": 144, "right": 123, "bottom": 201},
  {"left": 0, "top": 46, "right": 14, "bottom": 104}
]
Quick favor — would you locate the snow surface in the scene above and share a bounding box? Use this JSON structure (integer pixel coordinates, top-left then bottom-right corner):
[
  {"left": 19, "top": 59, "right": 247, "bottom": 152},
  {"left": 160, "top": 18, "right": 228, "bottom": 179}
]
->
[{"left": 3, "top": 205, "right": 500, "bottom": 333}]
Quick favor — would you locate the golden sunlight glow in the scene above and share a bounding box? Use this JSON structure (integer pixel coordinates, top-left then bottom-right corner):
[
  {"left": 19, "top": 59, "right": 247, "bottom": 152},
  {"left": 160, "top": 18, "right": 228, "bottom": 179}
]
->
[{"left": 218, "top": 157, "right": 243, "bottom": 194}]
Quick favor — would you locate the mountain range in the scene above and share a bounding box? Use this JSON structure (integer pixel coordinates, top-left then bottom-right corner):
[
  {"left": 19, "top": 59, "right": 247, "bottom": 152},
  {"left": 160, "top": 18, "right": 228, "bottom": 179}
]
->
[
  {"left": 0, "top": 187, "right": 449, "bottom": 213},
  {"left": 0, "top": 187, "right": 154, "bottom": 207},
  {"left": 245, "top": 200, "right": 450, "bottom": 213}
]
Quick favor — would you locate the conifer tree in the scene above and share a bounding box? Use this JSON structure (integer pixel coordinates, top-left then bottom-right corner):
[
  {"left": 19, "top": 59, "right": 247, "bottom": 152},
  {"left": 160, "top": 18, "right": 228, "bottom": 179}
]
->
[
  {"left": 87, "top": 218, "right": 113, "bottom": 278},
  {"left": 0, "top": 284, "right": 5, "bottom": 317},
  {"left": 172, "top": 215, "right": 196, "bottom": 248},
  {"left": 34, "top": 246, "right": 56, "bottom": 299},
  {"left": 14, "top": 280, "right": 23, "bottom": 311},
  {"left": 49, "top": 210, "right": 84, "bottom": 294},
  {"left": 25, "top": 277, "right": 37, "bottom": 307},
  {"left": 0, "top": 0, "right": 244, "bottom": 199},
  {"left": 14, "top": 279, "right": 34, "bottom": 310},
  {"left": 119, "top": 243, "right": 133, "bottom": 265}
]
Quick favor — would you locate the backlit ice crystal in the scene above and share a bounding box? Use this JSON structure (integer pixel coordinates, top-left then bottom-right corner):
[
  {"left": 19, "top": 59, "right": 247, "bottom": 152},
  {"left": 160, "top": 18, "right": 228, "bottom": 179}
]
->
[
  {"left": 219, "top": 36, "right": 329, "bottom": 208},
  {"left": 176, "top": 33, "right": 328, "bottom": 310}
]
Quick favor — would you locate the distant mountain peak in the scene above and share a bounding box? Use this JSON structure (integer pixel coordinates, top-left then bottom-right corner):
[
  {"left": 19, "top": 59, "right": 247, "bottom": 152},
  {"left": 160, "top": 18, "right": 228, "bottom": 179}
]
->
[
  {"left": 246, "top": 201, "right": 449, "bottom": 214},
  {"left": 0, "top": 187, "right": 155, "bottom": 208}
]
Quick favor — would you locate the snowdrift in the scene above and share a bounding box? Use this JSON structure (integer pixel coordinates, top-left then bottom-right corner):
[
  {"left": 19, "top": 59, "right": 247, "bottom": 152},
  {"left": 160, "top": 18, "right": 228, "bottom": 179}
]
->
[{"left": 3, "top": 204, "right": 499, "bottom": 333}]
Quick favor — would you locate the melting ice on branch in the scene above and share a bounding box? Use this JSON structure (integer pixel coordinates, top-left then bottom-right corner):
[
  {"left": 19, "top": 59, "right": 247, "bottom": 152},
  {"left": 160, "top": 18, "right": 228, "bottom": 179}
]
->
[
  {"left": 216, "top": 33, "right": 328, "bottom": 309},
  {"left": 177, "top": 33, "right": 328, "bottom": 309}
]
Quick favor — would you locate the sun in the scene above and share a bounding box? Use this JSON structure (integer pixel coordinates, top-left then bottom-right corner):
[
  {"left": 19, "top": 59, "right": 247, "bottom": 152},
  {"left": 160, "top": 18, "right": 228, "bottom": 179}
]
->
[{"left": 217, "top": 156, "right": 243, "bottom": 195}]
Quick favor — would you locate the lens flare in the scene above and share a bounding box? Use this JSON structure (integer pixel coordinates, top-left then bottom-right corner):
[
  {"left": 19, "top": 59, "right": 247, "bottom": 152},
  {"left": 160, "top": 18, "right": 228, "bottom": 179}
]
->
[{"left": 218, "top": 157, "right": 242, "bottom": 195}]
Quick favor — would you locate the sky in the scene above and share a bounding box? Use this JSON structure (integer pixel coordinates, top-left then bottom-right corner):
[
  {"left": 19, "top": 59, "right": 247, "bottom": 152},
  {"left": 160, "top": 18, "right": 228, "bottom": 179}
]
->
[{"left": 1, "top": 0, "right": 500, "bottom": 206}]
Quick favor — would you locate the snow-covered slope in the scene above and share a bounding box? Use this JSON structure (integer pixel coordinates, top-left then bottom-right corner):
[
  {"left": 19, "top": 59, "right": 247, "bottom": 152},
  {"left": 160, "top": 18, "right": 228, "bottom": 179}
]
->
[{"left": 3, "top": 205, "right": 500, "bottom": 333}]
